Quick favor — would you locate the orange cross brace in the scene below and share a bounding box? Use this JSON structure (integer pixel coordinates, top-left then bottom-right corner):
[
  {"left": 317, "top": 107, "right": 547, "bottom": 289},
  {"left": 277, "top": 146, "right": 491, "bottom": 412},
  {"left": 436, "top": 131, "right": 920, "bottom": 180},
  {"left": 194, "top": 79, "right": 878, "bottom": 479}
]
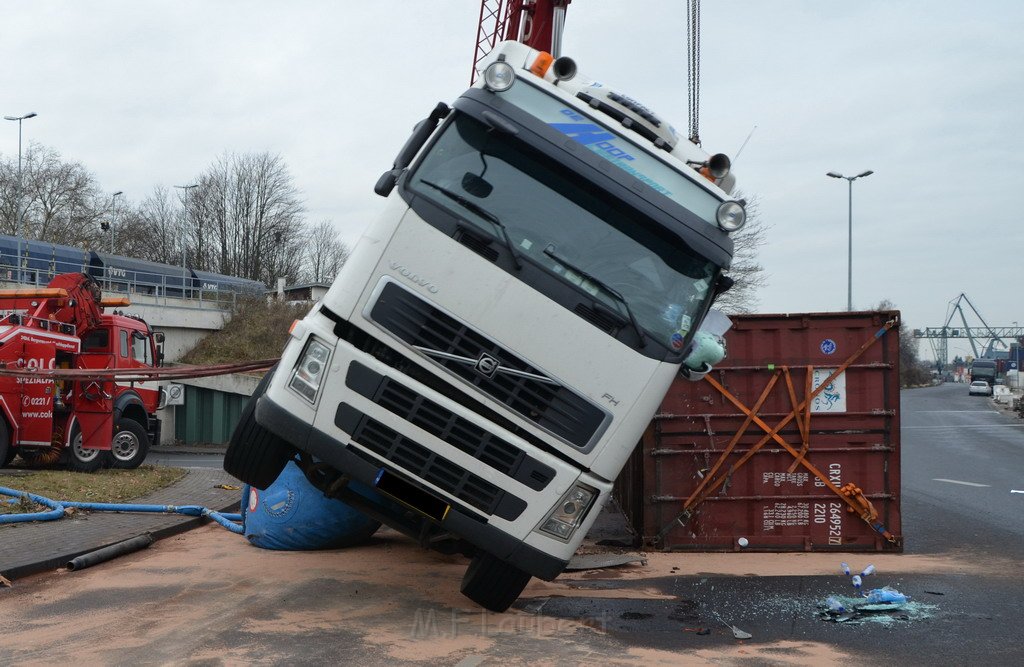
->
[
  {"left": 683, "top": 369, "right": 782, "bottom": 509},
  {"left": 660, "top": 316, "right": 900, "bottom": 545}
]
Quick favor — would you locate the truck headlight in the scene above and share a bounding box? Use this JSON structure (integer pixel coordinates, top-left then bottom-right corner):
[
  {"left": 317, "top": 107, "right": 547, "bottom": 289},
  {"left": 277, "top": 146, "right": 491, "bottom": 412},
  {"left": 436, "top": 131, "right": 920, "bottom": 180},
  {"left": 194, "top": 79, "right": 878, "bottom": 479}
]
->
[
  {"left": 538, "top": 484, "right": 597, "bottom": 541},
  {"left": 288, "top": 337, "right": 331, "bottom": 404}
]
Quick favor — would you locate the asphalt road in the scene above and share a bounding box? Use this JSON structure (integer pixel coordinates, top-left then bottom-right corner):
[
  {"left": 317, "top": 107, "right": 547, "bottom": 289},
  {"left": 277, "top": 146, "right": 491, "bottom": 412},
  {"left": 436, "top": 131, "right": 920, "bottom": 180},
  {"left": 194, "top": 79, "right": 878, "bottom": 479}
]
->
[
  {"left": 148, "top": 449, "right": 225, "bottom": 469},
  {"left": 900, "top": 383, "right": 1024, "bottom": 554},
  {"left": 534, "top": 384, "right": 1024, "bottom": 664}
]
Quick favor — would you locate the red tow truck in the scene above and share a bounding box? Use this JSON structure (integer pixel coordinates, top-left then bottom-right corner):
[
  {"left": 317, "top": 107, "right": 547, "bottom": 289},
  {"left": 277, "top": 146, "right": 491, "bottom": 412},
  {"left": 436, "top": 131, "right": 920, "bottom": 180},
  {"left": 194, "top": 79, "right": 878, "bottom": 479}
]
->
[{"left": 0, "top": 273, "right": 164, "bottom": 471}]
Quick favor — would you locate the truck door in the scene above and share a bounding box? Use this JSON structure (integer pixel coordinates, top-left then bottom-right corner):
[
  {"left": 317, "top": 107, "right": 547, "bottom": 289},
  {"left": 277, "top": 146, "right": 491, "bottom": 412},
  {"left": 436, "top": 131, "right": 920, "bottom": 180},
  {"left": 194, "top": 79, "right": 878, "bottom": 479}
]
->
[
  {"left": 75, "top": 328, "right": 115, "bottom": 449},
  {"left": 18, "top": 339, "right": 57, "bottom": 447}
]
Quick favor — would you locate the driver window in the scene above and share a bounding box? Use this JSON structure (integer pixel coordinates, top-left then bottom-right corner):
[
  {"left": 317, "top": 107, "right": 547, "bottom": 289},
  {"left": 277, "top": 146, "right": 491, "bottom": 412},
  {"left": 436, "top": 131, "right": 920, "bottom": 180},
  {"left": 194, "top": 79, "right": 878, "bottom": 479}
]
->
[
  {"left": 120, "top": 330, "right": 129, "bottom": 358},
  {"left": 131, "top": 333, "right": 151, "bottom": 364}
]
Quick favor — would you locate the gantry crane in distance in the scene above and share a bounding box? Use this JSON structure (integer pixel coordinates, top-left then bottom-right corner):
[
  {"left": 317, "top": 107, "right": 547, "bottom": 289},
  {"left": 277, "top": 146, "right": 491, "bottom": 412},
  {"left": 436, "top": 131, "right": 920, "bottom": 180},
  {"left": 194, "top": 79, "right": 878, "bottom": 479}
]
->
[{"left": 912, "top": 293, "right": 1024, "bottom": 371}]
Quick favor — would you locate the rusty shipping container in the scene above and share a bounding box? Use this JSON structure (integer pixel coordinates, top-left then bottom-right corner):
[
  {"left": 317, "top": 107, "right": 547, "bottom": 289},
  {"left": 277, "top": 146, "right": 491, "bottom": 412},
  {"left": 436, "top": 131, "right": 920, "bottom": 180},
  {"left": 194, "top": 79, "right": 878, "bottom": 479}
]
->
[{"left": 615, "top": 310, "right": 902, "bottom": 552}]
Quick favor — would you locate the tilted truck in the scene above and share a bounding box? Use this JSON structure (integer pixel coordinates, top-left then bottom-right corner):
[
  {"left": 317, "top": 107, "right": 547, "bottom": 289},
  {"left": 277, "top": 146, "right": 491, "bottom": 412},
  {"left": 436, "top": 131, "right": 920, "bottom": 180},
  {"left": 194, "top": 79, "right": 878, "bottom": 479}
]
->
[
  {"left": 0, "top": 273, "right": 164, "bottom": 471},
  {"left": 225, "top": 40, "right": 746, "bottom": 611}
]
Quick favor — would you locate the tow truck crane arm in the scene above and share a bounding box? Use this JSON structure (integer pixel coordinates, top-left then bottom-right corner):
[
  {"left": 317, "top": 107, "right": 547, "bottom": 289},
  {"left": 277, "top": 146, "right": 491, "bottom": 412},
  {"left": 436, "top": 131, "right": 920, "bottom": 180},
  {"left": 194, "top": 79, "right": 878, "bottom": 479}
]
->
[{"left": 0, "top": 273, "right": 112, "bottom": 334}]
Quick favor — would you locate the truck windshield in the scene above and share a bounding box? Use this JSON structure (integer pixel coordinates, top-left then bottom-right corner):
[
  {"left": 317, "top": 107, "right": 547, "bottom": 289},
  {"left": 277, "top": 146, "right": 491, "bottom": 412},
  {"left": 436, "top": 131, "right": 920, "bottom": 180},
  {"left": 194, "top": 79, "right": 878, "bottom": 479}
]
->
[{"left": 408, "top": 112, "right": 718, "bottom": 350}]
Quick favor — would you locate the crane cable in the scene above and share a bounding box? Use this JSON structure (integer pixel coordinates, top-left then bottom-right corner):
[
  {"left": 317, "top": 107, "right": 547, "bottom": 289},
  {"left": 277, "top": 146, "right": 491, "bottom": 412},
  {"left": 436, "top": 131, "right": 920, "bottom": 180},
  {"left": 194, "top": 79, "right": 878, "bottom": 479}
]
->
[{"left": 686, "top": 0, "right": 701, "bottom": 145}]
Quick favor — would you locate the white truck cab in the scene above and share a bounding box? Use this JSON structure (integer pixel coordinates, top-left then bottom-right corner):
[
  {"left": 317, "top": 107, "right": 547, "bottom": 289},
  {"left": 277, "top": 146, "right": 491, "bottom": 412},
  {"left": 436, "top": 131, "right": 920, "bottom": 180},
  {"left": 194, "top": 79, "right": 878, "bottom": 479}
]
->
[{"left": 225, "top": 41, "right": 745, "bottom": 611}]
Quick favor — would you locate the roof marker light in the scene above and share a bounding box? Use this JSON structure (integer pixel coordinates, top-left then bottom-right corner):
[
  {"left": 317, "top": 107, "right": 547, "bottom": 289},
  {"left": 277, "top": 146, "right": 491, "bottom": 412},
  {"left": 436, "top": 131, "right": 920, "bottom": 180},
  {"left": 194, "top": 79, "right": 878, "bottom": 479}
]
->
[
  {"left": 529, "top": 52, "right": 554, "bottom": 78},
  {"left": 716, "top": 200, "right": 747, "bottom": 232}
]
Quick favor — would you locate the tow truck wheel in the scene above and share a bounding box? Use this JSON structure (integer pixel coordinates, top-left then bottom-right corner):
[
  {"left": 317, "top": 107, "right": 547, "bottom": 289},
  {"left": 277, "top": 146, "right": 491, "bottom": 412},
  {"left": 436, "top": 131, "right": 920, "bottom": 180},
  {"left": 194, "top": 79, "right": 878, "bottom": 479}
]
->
[
  {"left": 460, "top": 551, "right": 532, "bottom": 612},
  {"left": 0, "top": 421, "right": 12, "bottom": 467},
  {"left": 223, "top": 366, "right": 294, "bottom": 489},
  {"left": 109, "top": 420, "right": 150, "bottom": 469},
  {"left": 65, "top": 427, "right": 110, "bottom": 473}
]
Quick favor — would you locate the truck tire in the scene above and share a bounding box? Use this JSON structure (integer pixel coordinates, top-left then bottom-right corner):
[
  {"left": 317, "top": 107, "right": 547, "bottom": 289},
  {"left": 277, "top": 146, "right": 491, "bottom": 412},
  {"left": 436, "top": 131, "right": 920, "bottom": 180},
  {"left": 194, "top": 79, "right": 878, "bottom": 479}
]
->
[
  {"left": 0, "top": 420, "right": 12, "bottom": 467},
  {"left": 109, "top": 419, "right": 150, "bottom": 469},
  {"left": 460, "top": 551, "right": 533, "bottom": 612},
  {"left": 65, "top": 425, "right": 110, "bottom": 473},
  {"left": 223, "top": 367, "right": 294, "bottom": 490}
]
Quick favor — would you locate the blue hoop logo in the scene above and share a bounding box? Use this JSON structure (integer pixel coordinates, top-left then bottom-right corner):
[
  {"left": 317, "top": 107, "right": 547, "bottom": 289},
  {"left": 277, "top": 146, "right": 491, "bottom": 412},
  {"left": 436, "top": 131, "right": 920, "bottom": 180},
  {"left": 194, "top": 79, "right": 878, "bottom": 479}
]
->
[{"left": 820, "top": 338, "right": 837, "bottom": 355}]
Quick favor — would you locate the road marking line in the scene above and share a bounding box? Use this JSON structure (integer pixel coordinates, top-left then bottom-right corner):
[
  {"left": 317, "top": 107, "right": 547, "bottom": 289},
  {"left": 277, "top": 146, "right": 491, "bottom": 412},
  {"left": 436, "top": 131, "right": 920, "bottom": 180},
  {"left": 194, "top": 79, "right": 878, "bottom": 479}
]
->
[
  {"left": 1011, "top": 490, "right": 1024, "bottom": 495},
  {"left": 903, "top": 424, "right": 1024, "bottom": 429},
  {"left": 932, "top": 478, "right": 991, "bottom": 488}
]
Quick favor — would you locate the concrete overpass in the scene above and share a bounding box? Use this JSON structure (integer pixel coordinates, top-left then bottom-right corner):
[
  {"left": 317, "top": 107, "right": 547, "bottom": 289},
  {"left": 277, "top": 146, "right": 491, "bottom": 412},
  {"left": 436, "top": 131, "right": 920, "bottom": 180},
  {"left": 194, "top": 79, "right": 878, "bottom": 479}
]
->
[{"left": 108, "top": 291, "right": 237, "bottom": 363}]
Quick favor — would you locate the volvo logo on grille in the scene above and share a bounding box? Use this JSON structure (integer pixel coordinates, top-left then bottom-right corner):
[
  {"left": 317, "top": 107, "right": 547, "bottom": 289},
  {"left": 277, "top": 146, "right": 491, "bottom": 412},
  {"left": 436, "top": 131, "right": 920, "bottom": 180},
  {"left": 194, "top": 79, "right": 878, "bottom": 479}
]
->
[
  {"left": 413, "top": 346, "right": 561, "bottom": 386},
  {"left": 474, "top": 353, "right": 500, "bottom": 378}
]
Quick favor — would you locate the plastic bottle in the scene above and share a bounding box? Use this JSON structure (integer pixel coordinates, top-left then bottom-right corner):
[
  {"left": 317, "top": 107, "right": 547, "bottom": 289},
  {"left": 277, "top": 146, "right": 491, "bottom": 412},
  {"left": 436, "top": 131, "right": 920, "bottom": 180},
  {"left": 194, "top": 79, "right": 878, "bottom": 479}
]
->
[
  {"left": 840, "top": 562, "right": 851, "bottom": 576},
  {"left": 851, "top": 575, "right": 863, "bottom": 594},
  {"left": 861, "top": 564, "right": 876, "bottom": 577},
  {"left": 825, "top": 596, "right": 846, "bottom": 613}
]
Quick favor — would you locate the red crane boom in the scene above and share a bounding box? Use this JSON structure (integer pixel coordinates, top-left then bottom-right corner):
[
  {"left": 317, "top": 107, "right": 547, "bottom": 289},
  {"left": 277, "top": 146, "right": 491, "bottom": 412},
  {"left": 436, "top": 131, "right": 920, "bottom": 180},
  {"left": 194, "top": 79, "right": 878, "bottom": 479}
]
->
[{"left": 471, "top": 0, "right": 571, "bottom": 84}]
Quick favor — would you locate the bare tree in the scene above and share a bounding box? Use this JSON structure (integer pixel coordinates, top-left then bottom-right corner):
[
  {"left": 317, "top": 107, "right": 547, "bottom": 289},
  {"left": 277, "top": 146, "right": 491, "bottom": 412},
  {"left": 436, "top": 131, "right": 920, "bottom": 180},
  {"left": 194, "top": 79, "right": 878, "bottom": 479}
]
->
[
  {"left": 0, "top": 143, "right": 106, "bottom": 247},
  {"left": 302, "top": 219, "right": 350, "bottom": 283},
  {"left": 713, "top": 194, "right": 769, "bottom": 314},
  {"left": 189, "top": 151, "right": 304, "bottom": 285},
  {"left": 875, "top": 299, "right": 930, "bottom": 387},
  {"left": 132, "top": 185, "right": 182, "bottom": 264}
]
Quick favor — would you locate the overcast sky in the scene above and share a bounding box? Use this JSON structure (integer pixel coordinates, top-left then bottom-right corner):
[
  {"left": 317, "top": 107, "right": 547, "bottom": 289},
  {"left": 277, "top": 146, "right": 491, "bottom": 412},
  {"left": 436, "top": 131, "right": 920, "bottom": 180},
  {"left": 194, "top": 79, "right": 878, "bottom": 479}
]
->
[{"left": 3, "top": 1, "right": 1022, "bottom": 361}]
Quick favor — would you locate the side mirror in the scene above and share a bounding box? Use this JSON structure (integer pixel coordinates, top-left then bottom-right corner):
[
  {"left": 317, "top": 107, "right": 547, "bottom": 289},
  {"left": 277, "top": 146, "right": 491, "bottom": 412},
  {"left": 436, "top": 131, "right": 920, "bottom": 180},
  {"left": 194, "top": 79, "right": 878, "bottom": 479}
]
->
[
  {"left": 712, "top": 275, "right": 734, "bottom": 300},
  {"left": 374, "top": 169, "right": 402, "bottom": 197},
  {"left": 375, "top": 102, "right": 451, "bottom": 198},
  {"left": 154, "top": 331, "right": 165, "bottom": 367}
]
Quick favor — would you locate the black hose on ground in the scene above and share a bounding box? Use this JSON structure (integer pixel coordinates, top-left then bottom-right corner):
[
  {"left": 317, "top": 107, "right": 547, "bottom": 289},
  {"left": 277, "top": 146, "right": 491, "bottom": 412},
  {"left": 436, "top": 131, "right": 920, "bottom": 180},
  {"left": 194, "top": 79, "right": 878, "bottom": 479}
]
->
[{"left": 66, "top": 533, "right": 154, "bottom": 571}]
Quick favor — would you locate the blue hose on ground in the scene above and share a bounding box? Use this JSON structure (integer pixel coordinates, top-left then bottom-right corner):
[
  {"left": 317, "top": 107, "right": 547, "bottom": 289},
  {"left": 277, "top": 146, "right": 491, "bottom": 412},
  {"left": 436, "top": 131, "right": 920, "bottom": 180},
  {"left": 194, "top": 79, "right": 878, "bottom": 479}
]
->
[
  {"left": 0, "top": 485, "right": 243, "bottom": 533},
  {"left": 0, "top": 487, "right": 67, "bottom": 524}
]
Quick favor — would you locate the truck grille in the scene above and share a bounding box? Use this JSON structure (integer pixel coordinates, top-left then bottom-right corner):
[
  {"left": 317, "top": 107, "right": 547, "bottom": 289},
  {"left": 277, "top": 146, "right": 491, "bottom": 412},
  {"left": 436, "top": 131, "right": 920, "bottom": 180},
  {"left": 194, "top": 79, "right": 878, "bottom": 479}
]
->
[
  {"left": 336, "top": 403, "right": 527, "bottom": 521},
  {"left": 368, "top": 280, "right": 607, "bottom": 449},
  {"left": 345, "top": 361, "right": 555, "bottom": 491}
]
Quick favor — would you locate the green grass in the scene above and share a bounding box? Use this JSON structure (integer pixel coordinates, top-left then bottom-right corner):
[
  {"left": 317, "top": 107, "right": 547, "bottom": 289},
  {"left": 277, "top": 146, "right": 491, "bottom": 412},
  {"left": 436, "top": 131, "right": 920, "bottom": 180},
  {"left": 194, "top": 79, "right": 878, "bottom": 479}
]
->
[{"left": 0, "top": 465, "right": 186, "bottom": 515}]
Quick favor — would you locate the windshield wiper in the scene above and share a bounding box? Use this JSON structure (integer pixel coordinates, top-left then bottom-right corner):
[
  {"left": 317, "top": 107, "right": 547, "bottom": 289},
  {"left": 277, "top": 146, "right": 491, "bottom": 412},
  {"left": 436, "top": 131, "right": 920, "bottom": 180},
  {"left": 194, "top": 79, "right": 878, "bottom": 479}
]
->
[
  {"left": 419, "top": 180, "right": 522, "bottom": 270},
  {"left": 543, "top": 244, "right": 646, "bottom": 348}
]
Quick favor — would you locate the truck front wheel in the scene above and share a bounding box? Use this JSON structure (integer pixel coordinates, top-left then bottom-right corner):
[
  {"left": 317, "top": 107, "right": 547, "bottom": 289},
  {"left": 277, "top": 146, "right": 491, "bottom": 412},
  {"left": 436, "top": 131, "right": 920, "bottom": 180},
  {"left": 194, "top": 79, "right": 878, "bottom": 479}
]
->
[
  {"left": 65, "top": 426, "right": 110, "bottom": 473},
  {"left": 223, "top": 367, "right": 294, "bottom": 489},
  {"left": 109, "top": 419, "right": 150, "bottom": 469},
  {"left": 460, "top": 551, "right": 533, "bottom": 613}
]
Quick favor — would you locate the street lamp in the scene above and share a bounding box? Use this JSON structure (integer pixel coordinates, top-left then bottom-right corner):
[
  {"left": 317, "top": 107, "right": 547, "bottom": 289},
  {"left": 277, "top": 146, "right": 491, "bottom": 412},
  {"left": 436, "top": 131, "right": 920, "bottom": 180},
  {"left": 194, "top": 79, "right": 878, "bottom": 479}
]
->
[
  {"left": 827, "top": 169, "right": 873, "bottom": 311},
  {"left": 4, "top": 112, "right": 38, "bottom": 281},
  {"left": 108, "top": 191, "right": 123, "bottom": 253},
  {"left": 174, "top": 184, "right": 198, "bottom": 297}
]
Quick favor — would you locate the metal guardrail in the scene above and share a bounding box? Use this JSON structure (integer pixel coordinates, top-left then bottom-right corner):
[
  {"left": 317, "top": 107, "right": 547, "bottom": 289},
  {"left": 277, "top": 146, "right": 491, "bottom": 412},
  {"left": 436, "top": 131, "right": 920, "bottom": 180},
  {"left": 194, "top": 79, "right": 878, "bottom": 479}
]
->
[{"left": 0, "top": 251, "right": 241, "bottom": 310}]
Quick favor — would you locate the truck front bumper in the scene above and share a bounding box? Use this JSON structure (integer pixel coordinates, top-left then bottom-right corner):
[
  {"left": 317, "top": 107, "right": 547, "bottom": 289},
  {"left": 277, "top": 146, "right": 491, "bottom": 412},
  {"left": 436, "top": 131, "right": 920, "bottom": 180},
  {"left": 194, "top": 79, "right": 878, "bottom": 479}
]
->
[{"left": 255, "top": 394, "right": 569, "bottom": 581}]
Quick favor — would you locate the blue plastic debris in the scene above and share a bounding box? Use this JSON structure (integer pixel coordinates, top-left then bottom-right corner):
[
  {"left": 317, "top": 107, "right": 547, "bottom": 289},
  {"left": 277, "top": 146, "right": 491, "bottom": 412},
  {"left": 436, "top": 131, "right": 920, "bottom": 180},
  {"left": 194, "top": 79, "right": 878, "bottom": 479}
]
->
[{"left": 241, "top": 461, "right": 381, "bottom": 550}]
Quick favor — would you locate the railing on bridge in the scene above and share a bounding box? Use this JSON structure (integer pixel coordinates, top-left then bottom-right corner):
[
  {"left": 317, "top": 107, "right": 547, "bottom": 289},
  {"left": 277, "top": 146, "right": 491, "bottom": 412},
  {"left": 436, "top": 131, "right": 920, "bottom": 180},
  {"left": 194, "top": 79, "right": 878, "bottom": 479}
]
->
[{"left": 0, "top": 247, "right": 245, "bottom": 310}]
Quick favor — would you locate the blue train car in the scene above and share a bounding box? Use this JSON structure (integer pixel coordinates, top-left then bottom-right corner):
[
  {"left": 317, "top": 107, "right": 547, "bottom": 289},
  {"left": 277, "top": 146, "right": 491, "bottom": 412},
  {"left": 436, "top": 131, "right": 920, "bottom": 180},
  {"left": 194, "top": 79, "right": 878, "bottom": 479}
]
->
[
  {"left": 0, "top": 234, "right": 266, "bottom": 300},
  {"left": 0, "top": 234, "right": 90, "bottom": 285},
  {"left": 0, "top": 235, "right": 19, "bottom": 281},
  {"left": 90, "top": 251, "right": 190, "bottom": 296},
  {"left": 191, "top": 269, "right": 265, "bottom": 295}
]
